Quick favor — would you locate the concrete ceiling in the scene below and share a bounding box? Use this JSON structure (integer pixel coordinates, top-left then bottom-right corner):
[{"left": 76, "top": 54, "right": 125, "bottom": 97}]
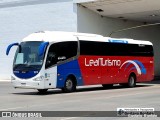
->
[{"left": 77, "top": 0, "right": 160, "bottom": 23}]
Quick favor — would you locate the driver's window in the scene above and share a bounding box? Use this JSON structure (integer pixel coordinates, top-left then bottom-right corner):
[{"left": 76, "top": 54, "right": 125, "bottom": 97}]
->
[{"left": 45, "top": 44, "right": 58, "bottom": 68}]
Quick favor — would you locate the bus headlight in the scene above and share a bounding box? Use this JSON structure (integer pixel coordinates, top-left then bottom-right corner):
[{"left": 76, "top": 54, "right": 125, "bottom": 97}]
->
[
  {"left": 11, "top": 76, "right": 16, "bottom": 80},
  {"left": 33, "top": 76, "right": 44, "bottom": 81}
]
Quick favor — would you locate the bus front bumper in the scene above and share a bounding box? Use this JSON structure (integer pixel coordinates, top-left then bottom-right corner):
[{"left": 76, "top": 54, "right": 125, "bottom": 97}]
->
[{"left": 11, "top": 80, "right": 44, "bottom": 89}]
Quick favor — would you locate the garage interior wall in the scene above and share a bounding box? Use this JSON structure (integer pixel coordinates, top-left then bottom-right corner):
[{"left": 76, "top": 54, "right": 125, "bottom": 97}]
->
[
  {"left": 77, "top": 5, "right": 160, "bottom": 77},
  {"left": 0, "top": 0, "right": 77, "bottom": 79}
]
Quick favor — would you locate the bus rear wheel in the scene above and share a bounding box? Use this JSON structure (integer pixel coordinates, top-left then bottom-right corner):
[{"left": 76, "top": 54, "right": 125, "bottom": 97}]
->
[
  {"left": 37, "top": 89, "right": 48, "bottom": 93},
  {"left": 102, "top": 84, "right": 113, "bottom": 89},
  {"left": 62, "top": 78, "right": 76, "bottom": 93},
  {"left": 128, "top": 74, "right": 136, "bottom": 87}
]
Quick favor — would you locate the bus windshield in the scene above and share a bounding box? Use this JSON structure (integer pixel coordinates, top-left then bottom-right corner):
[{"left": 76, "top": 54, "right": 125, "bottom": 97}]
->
[{"left": 13, "top": 41, "right": 44, "bottom": 71}]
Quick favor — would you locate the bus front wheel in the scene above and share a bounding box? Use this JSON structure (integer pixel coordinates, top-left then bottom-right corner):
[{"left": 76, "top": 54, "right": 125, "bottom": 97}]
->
[
  {"left": 62, "top": 78, "right": 76, "bottom": 93},
  {"left": 128, "top": 74, "right": 136, "bottom": 87}
]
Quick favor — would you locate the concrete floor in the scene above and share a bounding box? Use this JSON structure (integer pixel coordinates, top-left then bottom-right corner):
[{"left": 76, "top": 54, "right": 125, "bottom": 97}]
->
[{"left": 0, "top": 80, "right": 160, "bottom": 120}]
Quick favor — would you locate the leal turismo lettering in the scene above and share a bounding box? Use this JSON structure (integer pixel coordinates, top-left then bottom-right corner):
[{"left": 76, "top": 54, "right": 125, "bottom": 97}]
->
[{"left": 85, "top": 58, "right": 121, "bottom": 67}]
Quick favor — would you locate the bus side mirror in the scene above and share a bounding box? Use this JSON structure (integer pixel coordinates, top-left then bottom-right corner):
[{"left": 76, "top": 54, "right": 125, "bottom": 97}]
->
[
  {"left": 6, "top": 43, "right": 19, "bottom": 55},
  {"left": 39, "top": 42, "right": 49, "bottom": 56}
]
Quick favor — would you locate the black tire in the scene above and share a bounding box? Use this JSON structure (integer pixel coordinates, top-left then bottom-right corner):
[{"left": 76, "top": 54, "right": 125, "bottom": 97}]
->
[
  {"left": 62, "top": 78, "right": 76, "bottom": 93},
  {"left": 102, "top": 84, "right": 113, "bottom": 89},
  {"left": 128, "top": 74, "right": 136, "bottom": 87},
  {"left": 37, "top": 89, "right": 48, "bottom": 93}
]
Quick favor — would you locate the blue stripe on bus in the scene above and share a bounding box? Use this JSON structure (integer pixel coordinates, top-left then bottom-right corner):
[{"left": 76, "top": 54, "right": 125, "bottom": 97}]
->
[
  {"left": 108, "top": 39, "right": 128, "bottom": 44},
  {"left": 14, "top": 71, "right": 38, "bottom": 79},
  {"left": 134, "top": 60, "right": 146, "bottom": 74},
  {"left": 57, "top": 59, "right": 83, "bottom": 88}
]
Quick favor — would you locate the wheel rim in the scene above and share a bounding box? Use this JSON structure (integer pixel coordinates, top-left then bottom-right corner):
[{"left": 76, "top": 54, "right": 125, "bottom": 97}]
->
[
  {"left": 66, "top": 79, "right": 73, "bottom": 90},
  {"left": 129, "top": 76, "right": 135, "bottom": 86}
]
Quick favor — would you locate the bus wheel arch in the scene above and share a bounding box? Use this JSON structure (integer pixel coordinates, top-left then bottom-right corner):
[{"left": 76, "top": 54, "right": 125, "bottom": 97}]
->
[
  {"left": 62, "top": 74, "right": 77, "bottom": 93},
  {"left": 128, "top": 72, "right": 136, "bottom": 88}
]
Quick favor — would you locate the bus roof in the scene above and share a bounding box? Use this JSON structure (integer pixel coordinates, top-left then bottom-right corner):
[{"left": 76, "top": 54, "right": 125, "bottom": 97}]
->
[{"left": 22, "top": 31, "right": 153, "bottom": 45}]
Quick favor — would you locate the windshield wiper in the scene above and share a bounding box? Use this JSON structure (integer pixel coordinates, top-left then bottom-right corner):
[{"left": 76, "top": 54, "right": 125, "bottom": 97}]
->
[
  {"left": 14, "top": 64, "right": 27, "bottom": 69},
  {"left": 14, "top": 64, "right": 39, "bottom": 70},
  {"left": 26, "top": 66, "right": 39, "bottom": 70}
]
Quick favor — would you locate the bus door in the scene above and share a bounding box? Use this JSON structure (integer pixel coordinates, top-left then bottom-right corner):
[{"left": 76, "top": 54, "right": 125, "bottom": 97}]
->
[
  {"left": 44, "top": 44, "right": 58, "bottom": 88},
  {"left": 44, "top": 66, "right": 57, "bottom": 88}
]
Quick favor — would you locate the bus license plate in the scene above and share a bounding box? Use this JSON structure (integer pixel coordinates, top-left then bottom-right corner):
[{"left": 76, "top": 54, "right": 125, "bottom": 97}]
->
[{"left": 21, "top": 83, "right": 26, "bottom": 86}]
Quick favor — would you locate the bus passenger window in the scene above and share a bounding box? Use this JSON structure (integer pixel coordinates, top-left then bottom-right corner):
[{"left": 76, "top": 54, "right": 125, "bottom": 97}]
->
[
  {"left": 56, "top": 41, "right": 78, "bottom": 62},
  {"left": 45, "top": 41, "right": 78, "bottom": 69}
]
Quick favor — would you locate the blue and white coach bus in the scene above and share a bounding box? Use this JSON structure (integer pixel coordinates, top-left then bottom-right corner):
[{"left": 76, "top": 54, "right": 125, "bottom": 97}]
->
[{"left": 6, "top": 31, "right": 154, "bottom": 93}]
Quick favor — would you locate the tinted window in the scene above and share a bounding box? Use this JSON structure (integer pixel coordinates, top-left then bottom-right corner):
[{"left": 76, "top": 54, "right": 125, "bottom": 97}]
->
[
  {"left": 101, "top": 43, "right": 153, "bottom": 56},
  {"left": 80, "top": 41, "right": 153, "bottom": 56},
  {"left": 45, "top": 41, "right": 78, "bottom": 68},
  {"left": 80, "top": 41, "right": 102, "bottom": 55}
]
